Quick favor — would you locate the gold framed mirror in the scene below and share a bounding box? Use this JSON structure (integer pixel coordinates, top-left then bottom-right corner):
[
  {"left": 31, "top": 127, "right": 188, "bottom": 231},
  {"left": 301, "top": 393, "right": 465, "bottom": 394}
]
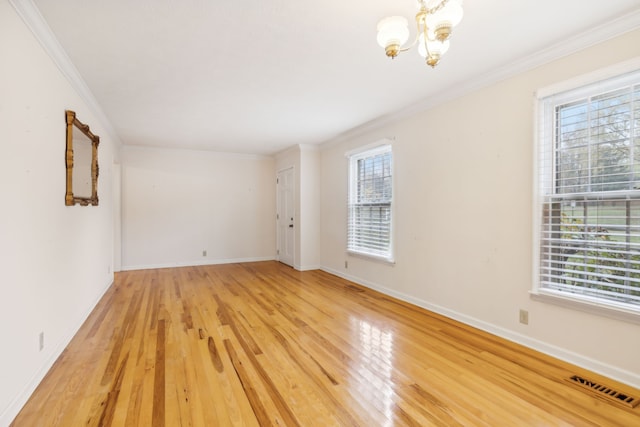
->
[{"left": 65, "top": 110, "right": 100, "bottom": 206}]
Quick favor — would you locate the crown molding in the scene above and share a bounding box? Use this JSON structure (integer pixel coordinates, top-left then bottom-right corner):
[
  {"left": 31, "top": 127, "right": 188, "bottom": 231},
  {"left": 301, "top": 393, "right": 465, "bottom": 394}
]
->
[
  {"left": 9, "top": 0, "right": 122, "bottom": 148},
  {"left": 122, "top": 144, "right": 273, "bottom": 160},
  {"left": 298, "top": 143, "right": 321, "bottom": 152},
  {"left": 322, "top": 9, "right": 640, "bottom": 149},
  {"left": 274, "top": 144, "right": 301, "bottom": 159}
]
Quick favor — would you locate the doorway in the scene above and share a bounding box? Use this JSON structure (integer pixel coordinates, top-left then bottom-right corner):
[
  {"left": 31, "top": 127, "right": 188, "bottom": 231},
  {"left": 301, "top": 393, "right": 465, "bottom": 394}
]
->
[{"left": 276, "top": 167, "right": 295, "bottom": 267}]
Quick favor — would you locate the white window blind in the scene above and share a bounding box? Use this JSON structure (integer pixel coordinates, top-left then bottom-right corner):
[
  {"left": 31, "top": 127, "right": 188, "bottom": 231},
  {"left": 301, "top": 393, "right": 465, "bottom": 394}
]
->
[
  {"left": 348, "top": 144, "right": 393, "bottom": 261},
  {"left": 537, "top": 69, "right": 640, "bottom": 311}
]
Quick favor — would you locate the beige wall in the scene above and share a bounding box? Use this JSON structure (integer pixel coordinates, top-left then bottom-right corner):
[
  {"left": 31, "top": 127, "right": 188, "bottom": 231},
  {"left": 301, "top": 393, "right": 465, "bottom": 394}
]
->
[
  {"left": 0, "top": 2, "right": 117, "bottom": 423},
  {"left": 320, "top": 29, "right": 640, "bottom": 387},
  {"left": 121, "top": 146, "right": 276, "bottom": 269}
]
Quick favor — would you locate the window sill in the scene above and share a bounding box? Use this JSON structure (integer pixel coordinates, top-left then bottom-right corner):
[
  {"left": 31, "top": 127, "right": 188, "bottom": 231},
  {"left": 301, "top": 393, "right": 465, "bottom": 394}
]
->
[
  {"left": 530, "top": 289, "right": 640, "bottom": 325},
  {"left": 347, "top": 250, "right": 395, "bottom": 266}
]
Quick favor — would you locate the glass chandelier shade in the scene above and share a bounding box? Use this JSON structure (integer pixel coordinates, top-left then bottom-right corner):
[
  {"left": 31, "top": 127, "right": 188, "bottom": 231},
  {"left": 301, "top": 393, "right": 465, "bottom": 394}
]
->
[
  {"left": 376, "top": 16, "right": 411, "bottom": 58},
  {"left": 417, "top": 33, "right": 450, "bottom": 58},
  {"left": 426, "top": 0, "right": 463, "bottom": 39}
]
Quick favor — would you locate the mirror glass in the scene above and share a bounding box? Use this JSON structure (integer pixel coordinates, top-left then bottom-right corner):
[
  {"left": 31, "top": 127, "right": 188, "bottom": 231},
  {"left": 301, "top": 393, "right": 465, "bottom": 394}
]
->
[
  {"left": 65, "top": 110, "right": 99, "bottom": 206},
  {"left": 72, "top": 125, "right": 93, "bottom": 198}
]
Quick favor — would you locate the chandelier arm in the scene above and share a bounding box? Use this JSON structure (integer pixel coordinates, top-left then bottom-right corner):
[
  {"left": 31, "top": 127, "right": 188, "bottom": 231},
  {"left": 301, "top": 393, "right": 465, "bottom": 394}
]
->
[
  {"left": 398, "top": 33, "right": 421, "bottom": 53},
  {"left": 421, "top": 24, "right": 431, "bottom": 57}
]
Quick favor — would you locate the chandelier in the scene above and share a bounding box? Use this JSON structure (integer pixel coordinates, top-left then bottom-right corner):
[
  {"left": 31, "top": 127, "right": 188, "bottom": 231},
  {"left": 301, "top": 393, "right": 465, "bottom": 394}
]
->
[{"left": 376, "top": 0, "right": 464, "bottom": 68}]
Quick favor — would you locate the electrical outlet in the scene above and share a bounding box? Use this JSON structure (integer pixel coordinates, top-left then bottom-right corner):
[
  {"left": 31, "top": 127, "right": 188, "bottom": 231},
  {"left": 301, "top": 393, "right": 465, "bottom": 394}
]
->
[
  {"left": 519, "top": 309, "right": 529, "bottom": 325},
  {"left": 202, "top": 250, "right": 207, "bottom": 257},
  {"left": 344, "top": 260, "right": 348, "bottom": 269},
  {"left": 39, "top": 332, "right": 44, "bottom": 351}
]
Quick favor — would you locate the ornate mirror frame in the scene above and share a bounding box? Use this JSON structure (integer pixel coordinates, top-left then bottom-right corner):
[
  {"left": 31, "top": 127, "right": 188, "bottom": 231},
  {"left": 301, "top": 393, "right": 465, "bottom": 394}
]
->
[{"left": 65, "top": 110, "right": 100, "bottom": 206}]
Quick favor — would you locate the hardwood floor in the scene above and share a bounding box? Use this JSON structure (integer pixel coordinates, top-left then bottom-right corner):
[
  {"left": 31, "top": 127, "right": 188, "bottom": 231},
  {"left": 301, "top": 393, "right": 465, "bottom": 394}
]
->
[{"left": 12, "top": 261, "right": 640, "bottom": 426}]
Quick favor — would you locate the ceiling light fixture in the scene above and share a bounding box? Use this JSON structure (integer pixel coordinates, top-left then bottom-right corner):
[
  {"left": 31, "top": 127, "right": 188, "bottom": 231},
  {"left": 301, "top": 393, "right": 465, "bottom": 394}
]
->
[{"left": 377, "top": 0, "right": 463, "bottom": 68}]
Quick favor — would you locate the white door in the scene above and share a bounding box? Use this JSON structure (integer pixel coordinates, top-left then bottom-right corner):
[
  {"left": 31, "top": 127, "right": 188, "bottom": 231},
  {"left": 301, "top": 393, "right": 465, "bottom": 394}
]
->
[{"left": 277, "top": 168, "right": 295, "bottom": 267}]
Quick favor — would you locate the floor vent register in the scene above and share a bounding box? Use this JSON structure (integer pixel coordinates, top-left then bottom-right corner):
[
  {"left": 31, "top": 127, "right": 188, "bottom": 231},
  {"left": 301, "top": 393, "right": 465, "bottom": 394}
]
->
[{"left": 567, "top": 375, "right": 639, "bottom": 409}]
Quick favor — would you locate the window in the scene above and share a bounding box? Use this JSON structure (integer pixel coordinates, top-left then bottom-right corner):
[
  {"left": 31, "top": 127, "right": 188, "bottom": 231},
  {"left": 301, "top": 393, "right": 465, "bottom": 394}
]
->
[
  {"left": 347, "top": 144, "right": 393, "bottom": 262},
  {"left": 536, "top": 67, "right": 640, "bottom": 314}
]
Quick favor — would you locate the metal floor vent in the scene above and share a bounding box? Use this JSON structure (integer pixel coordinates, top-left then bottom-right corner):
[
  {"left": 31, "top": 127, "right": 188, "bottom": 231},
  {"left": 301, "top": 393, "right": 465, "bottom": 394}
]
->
[{"left": 567, "top": 375, "right": 639, "bottom": 409}]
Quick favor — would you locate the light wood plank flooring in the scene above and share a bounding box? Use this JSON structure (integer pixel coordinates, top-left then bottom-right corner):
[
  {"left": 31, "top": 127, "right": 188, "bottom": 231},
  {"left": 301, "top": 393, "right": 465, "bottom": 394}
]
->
[{"left": 12, "top": 262, "right": 640, "bottom": 426}]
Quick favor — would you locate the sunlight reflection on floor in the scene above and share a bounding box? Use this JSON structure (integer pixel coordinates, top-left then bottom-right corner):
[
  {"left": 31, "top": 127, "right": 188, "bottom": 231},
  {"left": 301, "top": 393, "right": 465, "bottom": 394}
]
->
[{"left": 350, "top": 317, "right": 395, "bottom": 426}]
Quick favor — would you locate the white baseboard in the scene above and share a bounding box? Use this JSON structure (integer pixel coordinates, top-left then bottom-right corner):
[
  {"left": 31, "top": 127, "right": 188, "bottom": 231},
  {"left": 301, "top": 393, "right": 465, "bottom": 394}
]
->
[
  {"left": 295, "top": 264, "right": 321, "bottom": 271},
  {"left": 121, "top": 256, "right": 276, "bottom": 271},
  {"left": 0, "top": 275, "right": 114, "bottom": 427},
  {"left": 321, "top": 267, "right": 640, "bottom": 390}
]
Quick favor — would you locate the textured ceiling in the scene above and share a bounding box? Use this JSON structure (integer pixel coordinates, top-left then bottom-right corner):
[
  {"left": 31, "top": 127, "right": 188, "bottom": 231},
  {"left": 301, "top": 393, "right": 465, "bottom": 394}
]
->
[{"left": 29, "top": 0, "right": 640, "bottom": 155}]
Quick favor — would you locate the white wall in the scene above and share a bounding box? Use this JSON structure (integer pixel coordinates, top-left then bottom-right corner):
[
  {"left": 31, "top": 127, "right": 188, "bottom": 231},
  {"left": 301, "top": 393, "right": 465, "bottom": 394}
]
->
[
  {"left": 320, "top": 30, "right": 640, "bottom": 388},
  {"left": 121, "top": 146, "right": 276, "bottom": 269},
  {"left": 0, "top": 2, "right": 116, "bottom": 424}
]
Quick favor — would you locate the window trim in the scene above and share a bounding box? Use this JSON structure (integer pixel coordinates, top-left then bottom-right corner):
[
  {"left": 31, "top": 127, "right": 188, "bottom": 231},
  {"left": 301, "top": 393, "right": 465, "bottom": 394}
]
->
[
  {"left": 532, "top": 57, "right": 640, "bottom": 321},
  {"left": 346, "top": 140, "right": 395, "bottom": 264},
  {"left": 529, "top": 288, "right": 640, "bottom": 325}
]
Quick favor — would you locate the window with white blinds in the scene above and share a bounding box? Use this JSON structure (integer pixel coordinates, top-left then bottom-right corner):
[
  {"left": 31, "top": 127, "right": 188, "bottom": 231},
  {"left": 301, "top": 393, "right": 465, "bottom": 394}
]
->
[
  {"left": 536, "top": 68, "right": 640, "bottom": 312},
  {"left": 348, "top": 144, "right": 393, "bottom": 261}
]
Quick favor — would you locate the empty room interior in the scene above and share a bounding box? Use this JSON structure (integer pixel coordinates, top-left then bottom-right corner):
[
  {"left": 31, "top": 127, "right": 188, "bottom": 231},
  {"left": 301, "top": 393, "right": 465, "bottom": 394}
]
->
[{"left": 2, "top": 0, "right": 640, "bottom": 425}]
